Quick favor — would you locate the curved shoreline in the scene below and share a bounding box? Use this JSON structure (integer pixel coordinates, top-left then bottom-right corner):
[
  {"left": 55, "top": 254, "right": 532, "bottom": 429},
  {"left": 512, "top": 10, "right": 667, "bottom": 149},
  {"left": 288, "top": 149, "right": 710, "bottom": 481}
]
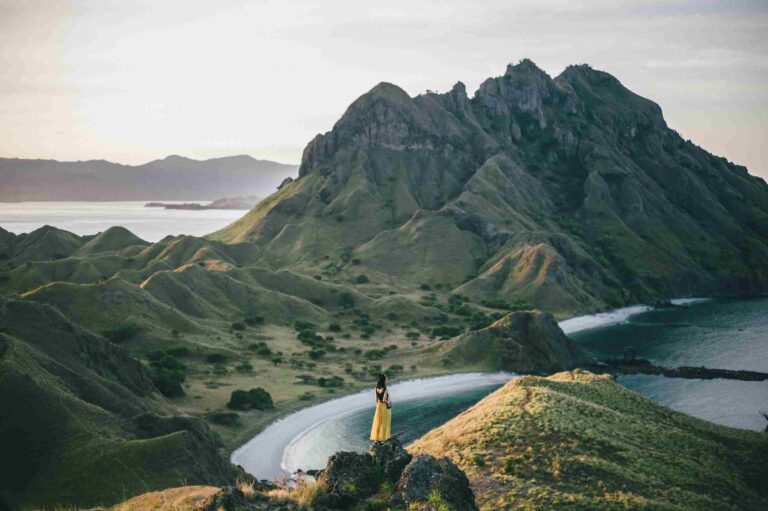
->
[
  {"left": 558, "top": 298, "right": 710, "bottom": 334},
  {"left": 231, "top": 297, "right": 713, "bottom": 480},
  {"left": 231, "top": 372, "right": 513, "bottom": 480}
]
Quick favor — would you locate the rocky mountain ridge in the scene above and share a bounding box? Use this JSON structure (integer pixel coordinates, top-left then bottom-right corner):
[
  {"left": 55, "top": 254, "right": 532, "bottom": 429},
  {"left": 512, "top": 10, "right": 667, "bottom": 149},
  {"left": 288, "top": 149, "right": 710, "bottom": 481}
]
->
[{"left": 212, "top": 59, "right": 768, "bottom": 317}]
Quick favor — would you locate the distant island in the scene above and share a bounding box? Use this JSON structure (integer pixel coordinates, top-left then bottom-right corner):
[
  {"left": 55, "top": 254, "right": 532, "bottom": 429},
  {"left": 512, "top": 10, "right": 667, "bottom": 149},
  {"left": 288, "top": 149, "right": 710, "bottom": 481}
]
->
[
  {"left": 0, "top": 154, "right": 296, "bottom": 201},
  {"left": 145, "top": 195, "right": 261, "bottom": 210}
]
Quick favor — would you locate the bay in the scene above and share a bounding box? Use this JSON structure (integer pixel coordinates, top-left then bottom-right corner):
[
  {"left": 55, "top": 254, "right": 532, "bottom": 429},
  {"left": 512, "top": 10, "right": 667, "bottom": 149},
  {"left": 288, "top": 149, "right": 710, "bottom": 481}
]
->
[{"left": 0, "top": 201, "right": 248, "bottom": 242}]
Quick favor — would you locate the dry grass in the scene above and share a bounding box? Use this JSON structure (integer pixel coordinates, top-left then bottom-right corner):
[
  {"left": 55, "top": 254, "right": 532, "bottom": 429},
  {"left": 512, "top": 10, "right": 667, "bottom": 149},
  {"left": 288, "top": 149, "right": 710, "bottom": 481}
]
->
[
  {"left": 236, "top": 477, "right": 255, "bottom": 497},
  {"left": 108, "top": 485, "right": 220, "bottom": 511},
  {"left": 266, "top": 480, "right": 324, "bottom": 509}
]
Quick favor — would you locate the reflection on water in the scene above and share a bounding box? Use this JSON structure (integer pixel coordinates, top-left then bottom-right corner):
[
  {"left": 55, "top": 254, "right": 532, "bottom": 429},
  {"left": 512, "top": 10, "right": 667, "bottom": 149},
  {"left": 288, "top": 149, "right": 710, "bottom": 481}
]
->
[
  {"left": 0, "top": 201, "right": 247, "bottom": 241},
  {"left": 572, "top": 298, "right": 768, "bottom": 431},
  {"left": 282, "top": 385, "right": 500, "bottom": 473}
]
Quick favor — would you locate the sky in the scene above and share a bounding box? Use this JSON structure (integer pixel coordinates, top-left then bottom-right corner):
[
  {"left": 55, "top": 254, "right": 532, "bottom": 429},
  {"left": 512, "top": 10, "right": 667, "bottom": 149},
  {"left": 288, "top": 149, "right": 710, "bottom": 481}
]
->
[{"left": 0, "top": 0, "right": 766, "bottom": 179}]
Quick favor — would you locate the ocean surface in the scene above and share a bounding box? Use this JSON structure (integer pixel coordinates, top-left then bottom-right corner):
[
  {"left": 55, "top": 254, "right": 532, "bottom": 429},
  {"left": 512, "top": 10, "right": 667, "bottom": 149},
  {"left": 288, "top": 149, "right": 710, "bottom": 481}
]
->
[
  {"left": 235, "top": 298, "right": 768, "bottom": 480},
  {"left": 0, "top": 201, "right": 248, "bottom": 242},
  {"left": 231, "top": 372, "right": 512, "bottom": 479},
  {"left": 283, "top": 384, "right": 502, "bottom": 473},
  {"left": 571, "top": 297, "right": 768, "bottom": 431}
]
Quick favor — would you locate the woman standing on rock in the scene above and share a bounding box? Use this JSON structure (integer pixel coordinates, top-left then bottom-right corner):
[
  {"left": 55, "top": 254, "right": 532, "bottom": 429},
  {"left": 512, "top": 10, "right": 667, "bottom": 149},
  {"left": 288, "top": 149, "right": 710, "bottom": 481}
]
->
[{"left": 370, "top": 373, "right": 392, "bottom": 441}]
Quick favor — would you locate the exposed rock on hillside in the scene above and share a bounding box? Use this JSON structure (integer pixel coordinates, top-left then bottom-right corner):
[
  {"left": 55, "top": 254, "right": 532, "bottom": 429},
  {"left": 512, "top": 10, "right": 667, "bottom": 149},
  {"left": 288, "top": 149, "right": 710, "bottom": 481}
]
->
[{"left": 211, "top": 60, "right": 768, "bottom": 316}]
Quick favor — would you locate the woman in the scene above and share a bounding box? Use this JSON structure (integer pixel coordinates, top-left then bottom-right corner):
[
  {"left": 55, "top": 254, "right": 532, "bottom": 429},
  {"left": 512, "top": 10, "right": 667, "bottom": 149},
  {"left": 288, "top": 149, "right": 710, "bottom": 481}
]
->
[{"left": 370, "top": 373, "right": 392, "bottom": 442}]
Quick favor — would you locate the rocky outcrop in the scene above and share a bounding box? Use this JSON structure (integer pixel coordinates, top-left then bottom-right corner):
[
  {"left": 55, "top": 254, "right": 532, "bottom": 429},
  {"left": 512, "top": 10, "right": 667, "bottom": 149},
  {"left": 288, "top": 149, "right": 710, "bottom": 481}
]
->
[
  {"left": 315, "top": 438, "right": 477, "bottom": 510},
  {"left": 393, "top": 455, "right": 478, "bottom": 511},
  {"left": 368, "top": 437, "right": 413, "bottom": 481},
  {"left": 211, "top": 58, "right": 768, "bottom": 316},
  {"left": 315, "top": 451, "right": 380, "bottom": 507}
]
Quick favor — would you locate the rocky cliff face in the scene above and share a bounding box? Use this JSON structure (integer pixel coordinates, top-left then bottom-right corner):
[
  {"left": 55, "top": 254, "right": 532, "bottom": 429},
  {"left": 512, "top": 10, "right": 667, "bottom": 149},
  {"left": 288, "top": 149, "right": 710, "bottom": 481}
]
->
[{"left": 212, "top": 59, "right": 768, "bottom": 316}]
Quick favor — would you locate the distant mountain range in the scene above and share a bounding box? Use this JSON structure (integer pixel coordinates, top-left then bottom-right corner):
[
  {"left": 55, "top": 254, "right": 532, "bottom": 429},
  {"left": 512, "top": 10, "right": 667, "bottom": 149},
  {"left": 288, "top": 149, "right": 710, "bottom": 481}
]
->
[{"left": 0, "top": 154, "right": 297, "bottom": 201}]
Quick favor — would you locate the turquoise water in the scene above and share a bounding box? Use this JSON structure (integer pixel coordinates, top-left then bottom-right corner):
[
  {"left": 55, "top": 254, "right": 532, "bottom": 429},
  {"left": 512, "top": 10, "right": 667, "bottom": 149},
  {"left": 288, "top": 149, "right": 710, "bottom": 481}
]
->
[
  {"left": 282, "top": 385, "right": 501, "bottom": 473},
  {"left": 0, "top": 201, "right": 247, "bottom": 241},
  {"left": 571, "top": 297, "right": 768, "bottom": 431}
]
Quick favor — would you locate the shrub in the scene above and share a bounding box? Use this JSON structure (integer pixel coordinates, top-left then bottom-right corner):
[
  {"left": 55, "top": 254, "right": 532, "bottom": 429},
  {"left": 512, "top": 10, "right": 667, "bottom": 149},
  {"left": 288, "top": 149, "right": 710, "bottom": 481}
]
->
[
  {"left": 271, "top": 356, "right": 283, "bottom": 366},
  {"left": 295, "top": 320, "right": 316, "bottom": 331},
  {"left": 431, "top": 326, "right": 463, "bottom": 338},
  {"left": 355, "top": 274, "right": 370, "bottom": 284},
  {"left": 227, "top": 387, "right": 274, "bottom": 411},
  {"left": 244, "top": 314, "right": 265, "bottom": 326},
  {"left": 317, "top": 375, "right": 344, "bottom": 388},
  {"left": 147, "top": 351, "right": 186, "bottom": 397},
  {"left": 338, "top": 291, "right": 355, "bottom": 308},
  {"left": 206, "top": 353, "right": 228, "bottom": 364},
  {"left": 299, "top": 392, "right": 315, "bottom": 401},
  {"left": 308, "top": 349, "right": 326, "bottom": 360},
  {"left": 101, "top": 323, "right": 140, "bottom": 343},
  {"left": 236, "top": 361, "right": 253, "bottom": 373},
  {"left": 364, "top": 349, "right": 386, "bottom": 360},
  {"left": 231, "top": 321, "right": 246, "bottom": 331},
  {"left": 206, "top": 411, "right": 240, "bottom": 426},
  {"left": 385, "top": 312, "right": 398, "bottom": 321},
  {"left": 328, "top": 323, "right": 342, "bottom": 332},
  {"left": 419, "top": 283, "right": 431, "bottom": 291},
  {"left": 405, "top": 331, "right": 420, "bottom": 340},
  {"left": 387, "top": 364, "right": 404, "bottom": 376}
]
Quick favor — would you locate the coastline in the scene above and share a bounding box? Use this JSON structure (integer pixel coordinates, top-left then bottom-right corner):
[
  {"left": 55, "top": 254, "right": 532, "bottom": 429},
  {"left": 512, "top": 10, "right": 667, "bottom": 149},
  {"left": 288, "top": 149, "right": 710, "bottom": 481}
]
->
[
  {"left": 231, "top": 372, "right": 513, "bottom": 480},
  {"left": 558, "top": 298, "right": 710, "bottom": 335},
  {"left": 229, "top": 297, "right": 716, "bottom": 480}
]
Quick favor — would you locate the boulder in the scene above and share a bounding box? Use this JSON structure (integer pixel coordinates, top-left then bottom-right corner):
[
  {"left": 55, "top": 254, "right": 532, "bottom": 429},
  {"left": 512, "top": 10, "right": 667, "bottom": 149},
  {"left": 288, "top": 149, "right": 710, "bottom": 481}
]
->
[
  {"left": 368, "top": 437, "right": 412, "bottom": 481},
  {"left": 316, "top": 451, "right": 380, "bottom": 508},
  {"left": 201, "top": 486, "right": 246, "bottom": 511},
  {"left": 393, "top": 455, "right": 478, "bottom": 511}
]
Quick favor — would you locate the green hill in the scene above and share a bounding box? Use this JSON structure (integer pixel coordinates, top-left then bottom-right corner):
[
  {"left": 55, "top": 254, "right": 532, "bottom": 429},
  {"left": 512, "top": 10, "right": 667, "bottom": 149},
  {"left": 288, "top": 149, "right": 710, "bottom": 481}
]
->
[
  {"left": 0, "top": 299, "right": 236, "bottom": 510},
  {"left": 436, "top": 310, "right": 593, "bottom": 372},
  {"left": 409, "top": 371, "right": 768, "bottom": 510}
]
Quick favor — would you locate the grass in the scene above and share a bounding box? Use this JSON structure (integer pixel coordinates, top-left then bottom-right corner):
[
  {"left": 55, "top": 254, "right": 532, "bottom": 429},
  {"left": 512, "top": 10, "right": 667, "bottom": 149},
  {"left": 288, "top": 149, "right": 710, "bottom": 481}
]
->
[{"left": 409, "top": 371, "right": 768, "bottom": 511}]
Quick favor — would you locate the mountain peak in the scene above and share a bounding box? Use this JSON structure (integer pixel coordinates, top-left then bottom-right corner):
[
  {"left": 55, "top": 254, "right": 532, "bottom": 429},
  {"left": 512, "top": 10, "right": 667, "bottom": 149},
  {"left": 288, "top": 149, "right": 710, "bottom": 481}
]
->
[{"left": 505, "top": 58, "right": 551, "bottom": 80}]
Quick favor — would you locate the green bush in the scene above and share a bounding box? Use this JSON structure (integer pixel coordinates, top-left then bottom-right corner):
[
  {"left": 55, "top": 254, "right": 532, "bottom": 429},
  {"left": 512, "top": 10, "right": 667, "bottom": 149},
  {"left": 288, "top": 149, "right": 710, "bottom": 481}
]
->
[
  {"left": 101, "top": 323, "right": 140, "bottom": 343},
  {"left": 355, "top": 274, "right": 370, "bottom": 284},
  {"left": 146, "top": 351, "right": 186, "bottom": 397},
  {"left": 206, "top": 353, "right": 228, "bottom": 364},
  {"left": 328, "top": 323, "right": 342, "bottom": 332},
  {"left": 308, "top": 349, "right": 326, "bottom": 360},
  {"left": 317, "top": 375, "right": 344, "bottom": 388},
  {"left": 338, "top": 291, "right": 355, "bottom": 308},
  {"left": 244, "top": 314, "right": 265, "bottom": 326},
  {"left": 226, "top": 387, "right": 274, "bottom": 411},
  {"left": 235, "top": 361, "right": 253, "bottom": 373},
  {"left": 231, "top": 321, "right": 246, "bottom": 331},
  {"left": 431, "top": 326, "right": 463, "bottom": 338}
]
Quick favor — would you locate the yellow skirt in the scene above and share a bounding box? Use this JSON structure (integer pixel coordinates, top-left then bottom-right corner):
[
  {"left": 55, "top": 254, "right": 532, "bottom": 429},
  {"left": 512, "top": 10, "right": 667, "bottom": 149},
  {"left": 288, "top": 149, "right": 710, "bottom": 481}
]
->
[{"left": 370, "top": 402, "right": 391, "bottom": 441}]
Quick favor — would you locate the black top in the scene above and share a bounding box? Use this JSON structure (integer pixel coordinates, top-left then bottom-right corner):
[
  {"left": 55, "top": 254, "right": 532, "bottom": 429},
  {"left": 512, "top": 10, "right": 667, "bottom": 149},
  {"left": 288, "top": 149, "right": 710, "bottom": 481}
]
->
[{"left": 375, "top": 386, "right": 389, "bottom": 404}]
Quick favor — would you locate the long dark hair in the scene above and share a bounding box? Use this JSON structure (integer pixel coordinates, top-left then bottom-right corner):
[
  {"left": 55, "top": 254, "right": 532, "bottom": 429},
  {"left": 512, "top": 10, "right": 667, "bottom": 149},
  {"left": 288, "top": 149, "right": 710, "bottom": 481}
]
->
[{"left": 376, "top": 373, "right": 387, "bottom": 390}]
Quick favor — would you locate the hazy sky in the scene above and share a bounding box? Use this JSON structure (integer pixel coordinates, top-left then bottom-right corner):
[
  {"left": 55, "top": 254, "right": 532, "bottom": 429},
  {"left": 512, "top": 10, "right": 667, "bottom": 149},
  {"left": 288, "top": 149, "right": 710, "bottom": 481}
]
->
[{"left": 1, "top": 0, "right": 766, "bottom": 179}]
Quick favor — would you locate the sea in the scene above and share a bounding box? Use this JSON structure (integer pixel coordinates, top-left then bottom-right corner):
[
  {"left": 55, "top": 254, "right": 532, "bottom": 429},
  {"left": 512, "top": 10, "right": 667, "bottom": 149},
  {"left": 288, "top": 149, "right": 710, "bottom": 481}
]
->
[
  {"left": 0, "top": 201, "right": 248, "bottom": 241},
  {"left": 254, "top": 297, "right": 768, "bottom": 477}
]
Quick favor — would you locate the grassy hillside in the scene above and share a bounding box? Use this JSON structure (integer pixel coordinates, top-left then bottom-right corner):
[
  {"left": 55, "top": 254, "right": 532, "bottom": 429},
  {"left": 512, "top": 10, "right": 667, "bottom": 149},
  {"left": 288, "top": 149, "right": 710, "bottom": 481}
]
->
[
  {"left": 211, "top": 60, "right": 768, "bottom": 318},
  {"left": 0, "top": 299, "right": 237, "bottom": 510},
  {"left": 409, "top": 371, "right": 768, "bottom": 511}
]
